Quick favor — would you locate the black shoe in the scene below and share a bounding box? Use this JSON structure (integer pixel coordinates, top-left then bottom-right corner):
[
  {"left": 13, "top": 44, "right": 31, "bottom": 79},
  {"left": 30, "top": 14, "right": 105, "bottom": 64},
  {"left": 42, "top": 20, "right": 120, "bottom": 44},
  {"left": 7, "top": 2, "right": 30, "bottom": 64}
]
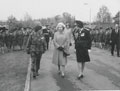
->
[
  {"left": 111, "top": 54, "right": 114, "bottom": 56},
  {"left": 33, "top": 75, "right": 36, "bottom": 79},
  {"left": 61, "top": 73, "right": 65, "bottom": 78},
  {"left": 36, "top": 73, "right": 39, "bottom": 76},
  {"left": 117, "top": 55, "right": 120, "bottom": 57},
  {"left": 58, "top": 71, "right": 61, "bottom": 75},
  {"left": 61, "top": 75, "right": 65, "bottom": 78},
  {"left": 77, "top": 75, "right": 84, "bottom": 80}
]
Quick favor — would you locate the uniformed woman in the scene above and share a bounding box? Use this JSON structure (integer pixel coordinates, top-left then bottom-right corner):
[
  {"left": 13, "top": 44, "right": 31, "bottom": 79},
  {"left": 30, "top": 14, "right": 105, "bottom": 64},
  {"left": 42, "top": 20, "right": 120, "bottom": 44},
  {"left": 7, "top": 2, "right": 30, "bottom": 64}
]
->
[{"left": 74, "top": 20, "right": 91, "bottom": 79}]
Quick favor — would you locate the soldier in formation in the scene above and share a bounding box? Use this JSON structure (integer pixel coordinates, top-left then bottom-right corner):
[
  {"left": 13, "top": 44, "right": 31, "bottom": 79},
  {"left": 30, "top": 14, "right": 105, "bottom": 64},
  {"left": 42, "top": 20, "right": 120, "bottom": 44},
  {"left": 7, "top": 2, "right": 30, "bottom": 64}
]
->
[
  {"left": 42, "top": 25, "right": 50, "bottom": 50},
  {"left": 91, "top": 24, "right": 120, "bottom": 57},
  {"left": 0, "top": 27, "right": 32, "bottom": 53}
]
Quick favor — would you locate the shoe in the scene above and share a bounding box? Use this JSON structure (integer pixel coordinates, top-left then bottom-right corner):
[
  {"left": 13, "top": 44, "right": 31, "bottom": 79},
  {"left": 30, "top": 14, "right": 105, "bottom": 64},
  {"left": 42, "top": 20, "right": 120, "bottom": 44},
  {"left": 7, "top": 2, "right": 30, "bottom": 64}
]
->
[
  {"left": 117, "top": 55, "right": 120, "bottom": 57},
  {"left": 58, "top": 71, "right": 61, "bottom": 75},
  {"left": 61, "top": 73, "right": 65, "bottom": 78},
  {"left": 111, "top": 54, "right": 114, "bottom": 56},
  {"left": 33, "top": 75, "right": 36, "bottom": 79},
  {"left": 77, "top": 74, "right": 84, "bottom": 80},
  {"left": 61, "top": 74, "right": 65, "bottom": 78},
  {"left": 36, "top": 72, "right": 39, "bottom": 76}
]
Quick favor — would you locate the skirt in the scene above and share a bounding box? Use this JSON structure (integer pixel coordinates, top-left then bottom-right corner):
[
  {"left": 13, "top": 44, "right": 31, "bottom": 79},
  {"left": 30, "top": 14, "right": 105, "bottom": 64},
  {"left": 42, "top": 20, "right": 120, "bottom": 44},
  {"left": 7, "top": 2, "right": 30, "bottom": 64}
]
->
[{"left": 76, "top": 48, "right": 90, "bottom": 63}]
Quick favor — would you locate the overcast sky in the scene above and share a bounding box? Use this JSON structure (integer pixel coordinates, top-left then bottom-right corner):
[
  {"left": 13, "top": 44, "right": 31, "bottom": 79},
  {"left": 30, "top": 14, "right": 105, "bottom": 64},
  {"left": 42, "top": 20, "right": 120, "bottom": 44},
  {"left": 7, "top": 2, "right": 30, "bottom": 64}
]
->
[{"left": 0, "top": 0, "right": 120, "bottom": 21}]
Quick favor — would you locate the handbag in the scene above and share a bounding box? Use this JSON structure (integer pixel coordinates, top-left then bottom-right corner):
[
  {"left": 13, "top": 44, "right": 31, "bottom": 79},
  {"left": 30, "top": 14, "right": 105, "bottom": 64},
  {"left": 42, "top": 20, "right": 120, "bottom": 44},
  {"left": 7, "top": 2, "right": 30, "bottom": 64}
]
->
[{"left": 63, "top": 50, "right": 70, "bottom": 57}]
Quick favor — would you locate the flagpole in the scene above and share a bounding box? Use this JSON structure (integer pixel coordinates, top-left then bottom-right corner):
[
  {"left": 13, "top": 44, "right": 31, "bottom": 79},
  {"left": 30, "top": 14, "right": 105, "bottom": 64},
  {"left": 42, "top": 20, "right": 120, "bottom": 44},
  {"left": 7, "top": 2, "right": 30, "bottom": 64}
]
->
[{"left": 84, "top": 3, "right": 91, "bottom": 28}]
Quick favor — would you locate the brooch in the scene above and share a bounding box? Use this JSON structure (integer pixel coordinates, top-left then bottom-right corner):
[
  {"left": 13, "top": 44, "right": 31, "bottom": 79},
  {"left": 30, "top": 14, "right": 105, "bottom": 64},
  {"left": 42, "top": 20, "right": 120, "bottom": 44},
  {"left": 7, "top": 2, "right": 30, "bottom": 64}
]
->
[{"left": 81, "top": 33, "right": 85, "bottom": 37}]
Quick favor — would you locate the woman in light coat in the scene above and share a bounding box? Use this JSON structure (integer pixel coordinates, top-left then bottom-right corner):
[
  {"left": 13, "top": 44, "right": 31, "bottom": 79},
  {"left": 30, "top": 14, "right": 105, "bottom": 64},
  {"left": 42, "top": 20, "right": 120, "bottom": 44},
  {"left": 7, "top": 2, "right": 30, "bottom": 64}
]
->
[{"left": 52, "top": 22, "right": 69, "bottom": 78}]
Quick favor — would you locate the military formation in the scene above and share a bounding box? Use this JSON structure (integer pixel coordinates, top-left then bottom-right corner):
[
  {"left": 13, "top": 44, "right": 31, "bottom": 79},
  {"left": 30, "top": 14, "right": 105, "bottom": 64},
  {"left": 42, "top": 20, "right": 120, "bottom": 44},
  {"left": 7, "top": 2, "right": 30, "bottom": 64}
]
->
[
  {"left": 91, "top": 27, "right": 112, "bottom": 49},
  {"left": 90, "top": 24, "right": 120, "bottom": 57},
  {"left": 0, "top": 22, "right": 119, "bottom": 79},
  {"left": 0, "top": 27, "right": 32, "bottom": 54},
  {"left": 0, "top": 24, "right": 119, "bottom": 55}
]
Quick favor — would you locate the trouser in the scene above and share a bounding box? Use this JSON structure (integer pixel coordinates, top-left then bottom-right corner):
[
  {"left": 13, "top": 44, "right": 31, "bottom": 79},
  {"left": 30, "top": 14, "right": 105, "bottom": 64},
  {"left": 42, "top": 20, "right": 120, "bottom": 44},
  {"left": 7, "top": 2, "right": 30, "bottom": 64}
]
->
[
  {"left": 46, "top": 41, "right": 49, "bottom": 50},
  {"left": 111, "top": 42, "right": 119, "bottom": 56},
  {"left": 45, "top": 37, "right": 49, "bottom": 50},
  {"left": 31, "top": 52, "right": 42, "bottom": 76}
]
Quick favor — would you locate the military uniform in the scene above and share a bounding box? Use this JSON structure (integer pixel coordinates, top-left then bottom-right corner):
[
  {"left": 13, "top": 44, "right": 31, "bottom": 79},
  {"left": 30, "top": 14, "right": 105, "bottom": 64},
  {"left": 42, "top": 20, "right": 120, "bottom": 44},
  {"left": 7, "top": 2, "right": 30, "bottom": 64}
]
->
[
  {"left": 27, "top": 29, "right": 46, "bottom": 78},
  {"left": 17, "top": 30, "right": 24, "bottom": 50},
  {"left": 4, "top": 32, "right": 10, "bottom": 51},
  {"left": 43, "top": 28, "right": 50, "bottom": 50},
  {"left": 12, "top": 32, "right": 17, "bottom": 50},
  {"left": 0, "top": 33, "right": 4, "bottom": 48},
  {"left": 75, "top": 28, "right": 91, "bottom": 63},
  {"left": 23, "top": 31, "right": 29, "bottom": 49}
]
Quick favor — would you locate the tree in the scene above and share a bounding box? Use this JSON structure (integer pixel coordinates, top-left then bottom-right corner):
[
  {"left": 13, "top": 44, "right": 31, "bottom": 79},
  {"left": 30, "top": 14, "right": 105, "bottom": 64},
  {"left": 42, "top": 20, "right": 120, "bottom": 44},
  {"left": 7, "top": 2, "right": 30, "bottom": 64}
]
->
[
  {"left": 39, "top": 18, "right": 48, "bottom": 26},
  {"left": 96, "top": 5, "right": 112, "bottom": 23},
  {"left": 37, "top": 12, "right": 75, "bottom": 28},
  {"left": 54, "top": 15, "right": 62, "bottom": 23},
  {"left": 7, "top": 15, "right": 18, "bottom": 32},
  {"left": 113, "top": 11, "right": 120, "bottom": 24},
  {"left": 23, "top": 13, "right": 35, "bottom": 28},
  {"left": 62, "top": 12, "right": 75, "bottom": 27}
]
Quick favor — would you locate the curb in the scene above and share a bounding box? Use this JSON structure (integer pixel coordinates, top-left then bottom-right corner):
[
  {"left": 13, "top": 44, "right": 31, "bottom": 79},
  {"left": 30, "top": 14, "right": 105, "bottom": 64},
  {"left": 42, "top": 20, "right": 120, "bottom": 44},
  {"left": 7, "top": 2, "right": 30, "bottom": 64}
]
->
[{"left": 24, "top": 57, "right": 31, "bottom": 91}]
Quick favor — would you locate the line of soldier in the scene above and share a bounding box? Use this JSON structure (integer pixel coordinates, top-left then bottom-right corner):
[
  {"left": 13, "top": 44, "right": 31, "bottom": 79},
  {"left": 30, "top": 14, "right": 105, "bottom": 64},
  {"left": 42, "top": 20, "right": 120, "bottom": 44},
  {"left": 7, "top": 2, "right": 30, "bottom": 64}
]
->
[
  {"left": 91, "top": 27, "right": 113, "bottom": 49},
  {"left": 0, "top": 27, "right": 32, "bottom": 54},
  {"left": 90, "top": 24, "right": 120, "bottom": 57}
]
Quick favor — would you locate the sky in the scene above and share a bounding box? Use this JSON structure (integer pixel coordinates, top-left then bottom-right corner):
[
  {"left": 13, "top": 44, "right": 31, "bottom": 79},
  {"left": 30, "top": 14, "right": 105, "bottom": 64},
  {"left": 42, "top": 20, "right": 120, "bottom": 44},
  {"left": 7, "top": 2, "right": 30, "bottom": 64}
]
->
[{"left": 0, "top": 0, "right": 120, "bottom": 22}]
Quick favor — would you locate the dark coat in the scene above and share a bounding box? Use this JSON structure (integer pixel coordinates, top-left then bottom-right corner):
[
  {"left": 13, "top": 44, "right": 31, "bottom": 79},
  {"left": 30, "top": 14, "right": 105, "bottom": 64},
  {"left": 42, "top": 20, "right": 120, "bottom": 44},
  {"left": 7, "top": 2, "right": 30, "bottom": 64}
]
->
[
  {"left": 75, "top": 28, "right": 91, "bottom": 62},
  {"left": 43, "top": 29, "right": 50, "bottom": 42},
  {"left": 111, "top": 29, "right": 119, "bottom": 43},
  {"left": 75, "top": 28, "right": 91, "bottom": 49},
  {"left": 119, "top": 29, "right": 120, "bottom": 49}
]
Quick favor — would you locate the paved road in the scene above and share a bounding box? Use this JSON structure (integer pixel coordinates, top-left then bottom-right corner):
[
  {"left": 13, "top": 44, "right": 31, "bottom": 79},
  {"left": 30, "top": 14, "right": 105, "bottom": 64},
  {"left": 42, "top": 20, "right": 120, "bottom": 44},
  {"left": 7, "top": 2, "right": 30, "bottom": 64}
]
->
[{"left": 31, "top": 44, "right": 120, "bottom": 91}]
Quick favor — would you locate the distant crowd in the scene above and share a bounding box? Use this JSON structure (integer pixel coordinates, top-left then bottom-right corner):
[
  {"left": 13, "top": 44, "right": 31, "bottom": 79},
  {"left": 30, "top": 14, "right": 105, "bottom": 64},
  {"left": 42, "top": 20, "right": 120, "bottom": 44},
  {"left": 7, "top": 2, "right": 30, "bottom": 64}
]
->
[
  {"left": 0, "top": 27, "right": 32, "bottom": 54},
  {"left": 0, "top": 23, "right": 119, "bottom": 57},
  {"left": 91, "top": 27, "right": 112, "bottom": 49}
]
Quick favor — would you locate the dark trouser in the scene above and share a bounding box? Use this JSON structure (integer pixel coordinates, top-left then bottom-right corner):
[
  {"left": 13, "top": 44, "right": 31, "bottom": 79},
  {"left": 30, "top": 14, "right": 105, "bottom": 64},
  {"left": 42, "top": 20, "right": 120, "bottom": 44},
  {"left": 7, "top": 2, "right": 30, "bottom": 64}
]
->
[
  {"left": 45, "top": 38, "right": 49, "bottom": 50},
  {"left": 111, "top": 42, "right": 119, "bottom": 56},
  {"left": 31, "top": 52, "right": 42, "bottom": 76},
  {"left": 36, "top": 53, "right": 42, "bottom": 72},
  {"left": 46, "top": 41, "right": 49, "bottom": 50}
]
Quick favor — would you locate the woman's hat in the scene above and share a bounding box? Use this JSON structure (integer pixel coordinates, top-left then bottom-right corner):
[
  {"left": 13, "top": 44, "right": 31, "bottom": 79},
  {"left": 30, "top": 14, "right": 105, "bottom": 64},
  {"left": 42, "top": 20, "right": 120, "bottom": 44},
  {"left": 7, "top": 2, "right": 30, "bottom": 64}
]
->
[
  {"left": 34, "top": 25, "right": 42, "bottom": 32},
  {"left": 75, "top": 20, "right": 83, "bottom": 28},
  {"left": 56, "top": 22, "right": 66, "bottom": 29}
]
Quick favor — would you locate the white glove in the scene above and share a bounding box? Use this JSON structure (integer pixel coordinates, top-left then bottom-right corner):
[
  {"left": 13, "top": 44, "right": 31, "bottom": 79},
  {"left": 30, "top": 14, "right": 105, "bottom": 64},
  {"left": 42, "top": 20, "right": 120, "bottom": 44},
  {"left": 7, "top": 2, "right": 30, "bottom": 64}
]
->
[{"left": 88, "top": 49, "right": 91, "bottom": 53}]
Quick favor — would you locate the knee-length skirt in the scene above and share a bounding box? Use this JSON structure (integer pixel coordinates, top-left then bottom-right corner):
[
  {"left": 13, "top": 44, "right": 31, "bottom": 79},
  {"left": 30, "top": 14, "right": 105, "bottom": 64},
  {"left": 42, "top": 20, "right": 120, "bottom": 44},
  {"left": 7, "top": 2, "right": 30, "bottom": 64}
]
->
[{"left": 76, "top": 48, "right": 90, "bottom": 63}]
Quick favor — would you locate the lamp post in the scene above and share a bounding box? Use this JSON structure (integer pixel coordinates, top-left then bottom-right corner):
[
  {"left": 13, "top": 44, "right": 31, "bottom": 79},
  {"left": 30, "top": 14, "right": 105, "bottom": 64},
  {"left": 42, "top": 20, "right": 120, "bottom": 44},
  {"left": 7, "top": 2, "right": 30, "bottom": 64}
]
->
[
  {"left": 84, "top": 3, "right": 91, "bottom": 28},
  {"left": 118, "top": 11, "right": 120, "bottom": 27}
]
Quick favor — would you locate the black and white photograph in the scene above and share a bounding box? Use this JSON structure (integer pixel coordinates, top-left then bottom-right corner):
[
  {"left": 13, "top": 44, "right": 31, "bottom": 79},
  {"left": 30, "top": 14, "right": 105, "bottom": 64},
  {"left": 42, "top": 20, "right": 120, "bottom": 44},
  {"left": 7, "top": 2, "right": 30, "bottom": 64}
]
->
[{"left": 0, "top": 0, "right": 120, "bottom": 91}]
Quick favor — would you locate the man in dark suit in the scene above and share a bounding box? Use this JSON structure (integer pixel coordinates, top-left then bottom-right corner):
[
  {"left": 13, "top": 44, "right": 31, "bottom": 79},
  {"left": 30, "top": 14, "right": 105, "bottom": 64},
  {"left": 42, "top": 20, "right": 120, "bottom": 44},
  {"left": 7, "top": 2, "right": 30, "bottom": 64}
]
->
[{"left": 110, "top": 24, "right": 120, "bottom": 57}]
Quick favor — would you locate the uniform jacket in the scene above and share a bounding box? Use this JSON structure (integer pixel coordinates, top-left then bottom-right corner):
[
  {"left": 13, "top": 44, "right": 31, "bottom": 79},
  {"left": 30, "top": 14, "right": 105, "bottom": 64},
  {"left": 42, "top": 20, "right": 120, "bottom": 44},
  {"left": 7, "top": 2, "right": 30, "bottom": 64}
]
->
[
  {"left": 43, "top": 28, "right": 50, "bottom": 42},
  {"left": 27, "top": 31, "right": 47, "bottom": 53},
  {"left": 75, "top": 28, "right": 91, "bottom": 49}
]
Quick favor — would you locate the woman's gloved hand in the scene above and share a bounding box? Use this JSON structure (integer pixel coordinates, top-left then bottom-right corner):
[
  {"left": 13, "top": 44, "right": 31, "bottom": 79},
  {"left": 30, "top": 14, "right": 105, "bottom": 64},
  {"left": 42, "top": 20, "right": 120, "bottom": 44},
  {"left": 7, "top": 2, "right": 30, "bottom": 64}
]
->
[{"left": 57, "top": 46, "right": 64, "bottom": 51}]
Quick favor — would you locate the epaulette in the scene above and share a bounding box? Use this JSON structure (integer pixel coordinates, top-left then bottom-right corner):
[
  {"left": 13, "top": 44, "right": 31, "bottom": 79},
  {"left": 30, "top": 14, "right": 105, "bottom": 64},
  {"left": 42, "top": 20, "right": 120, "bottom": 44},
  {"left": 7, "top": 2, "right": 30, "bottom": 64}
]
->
[{"left": 84, "top": 27, "right": 89, "bottom": 31}]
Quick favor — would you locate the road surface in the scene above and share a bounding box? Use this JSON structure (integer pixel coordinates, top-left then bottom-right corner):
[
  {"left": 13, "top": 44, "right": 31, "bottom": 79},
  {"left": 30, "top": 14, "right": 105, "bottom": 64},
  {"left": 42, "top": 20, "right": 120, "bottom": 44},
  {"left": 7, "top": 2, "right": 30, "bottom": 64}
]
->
[{"left": 31, "top": 44, "right": 120, "bottom": 91}]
